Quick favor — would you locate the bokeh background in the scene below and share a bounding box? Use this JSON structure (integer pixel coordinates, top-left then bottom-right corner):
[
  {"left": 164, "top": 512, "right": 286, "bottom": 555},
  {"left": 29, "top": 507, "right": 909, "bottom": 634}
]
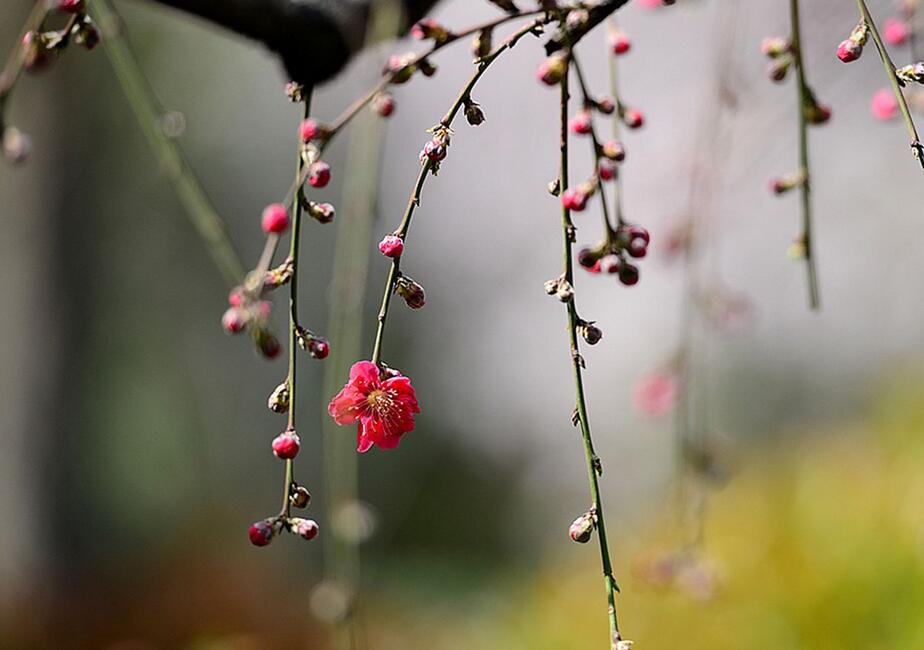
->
[{"left": 2, "top": 0, "right": 924, "bottom": 648}]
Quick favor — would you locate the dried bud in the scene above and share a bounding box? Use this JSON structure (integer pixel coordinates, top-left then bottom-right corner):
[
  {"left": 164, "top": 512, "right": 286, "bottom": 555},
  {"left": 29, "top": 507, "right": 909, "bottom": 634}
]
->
[
  {"left": 602, "top": 140, "right": 626, "bottom": 162},
  {"left": 289, "top": 517, "right": 320, "bottom": 541},
  {"left": 569, "top": 512, "right": 595, "bottom": 543},
  {"left": 268, "top": 381, "right": 290, "bottom": 414},
  {"left": 261, "top": 203, "right": 289, "bottom": 234},
  {"left": 548, "top": 179, "right": 561, "bottom": 196},
  {"left": 263, "top": 257, "right": 295, "bottom": 292},
  {"left": 2, "top": 127, "right": 32, "bottom": 165},
  {"left": 537, "top": 52, "right": 568, "bottom": 85},
  {"left": 463, "top": 99, "right": 486, "bottom": 126},
  {"left": 472, "top": 28, "right": 493, "bottom": 59},
  {"left": 544, "top": 278, "right": 561, "bottom": 296},
  {"left": 74, "top": 18, "right": 100, "bottom": 51},
  {"left": 290, "top": 484, "right": 311, "bottom": 508},
  {"left": 577, "top": 321, "right": 603, "bottom": 345},
  {"left": 556, "top": 279, "right": 574, "bottom": 302},
  {"left": 248, "top": 520, "right": 275, "bottom": 547},
  {"left": 378, "top": 234, "right": 404, "bottom": 258},
  {"left": 395, "top": 276, "right": 426, "bottom": 309},
  {"left": 570, "top": 110, "right": 593, "bottom": 135},
  {"left": 417, "top": 58, "right": 438, "bottom": 77},
  {"left": 308, "top": 160, "right": 331, "bottom": 188},
  {"left": 272, "top": 430, "right": 301, "bottom": 459},
  {"left": 306, "top": 200, "right": 336, "bottom": 224},
  {"left": 372, "top": 92, "right": 395, "bottom": 117},
  {"left": 285, "top": 81, "right": 306, "bottom": 102},
  {"left": 896, "top": 62, "right": 924, "bottom": 84},
  {"left": 411, "top": 18, "right": 451, "bottom": 44}
]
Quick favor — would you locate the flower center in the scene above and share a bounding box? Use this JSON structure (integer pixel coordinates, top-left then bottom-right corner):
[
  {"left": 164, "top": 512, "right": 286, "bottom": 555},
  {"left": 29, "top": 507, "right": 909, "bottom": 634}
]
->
[{"left": 366, "top": 389, "right": 393, "bottom": 414}]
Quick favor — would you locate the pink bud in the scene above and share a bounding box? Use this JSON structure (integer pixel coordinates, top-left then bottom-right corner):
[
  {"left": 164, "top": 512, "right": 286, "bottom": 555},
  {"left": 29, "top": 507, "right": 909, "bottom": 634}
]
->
[
  {"left": 222, "top": 307, "right": 246, "bottom": 334},
  {"left": 308, "top": 160, "right": 331, "bottom": 188},
  {"left": 627, "top": 224, "right": 650, "bottom": 244},
  {"left": 600, "top": 255, "right": 621, "bottom": 275},
  {"left": 298, "top": 118, "right": 325, "bottom": 143},
  {"left": 378, "top": 234, "right": 404, "bottom": 258},
  {"left": 420, "top": 139, "right": 447, "bottom": 164},
  {"left": 836, "top": 39, "right": 863, "bottom": 63},
  {"left": 536, "top": 53, "right": 568, "bottom": 85},
  {"left": 602, "top": 140, "right": 626, "bottom": 162},
  {"left": 272, "top": 431, "right": 301, "bottom": 459},
  {"left": 596, "top": 97, "right": 616, "bottom": 115},
  {"left": 261, "top": 202, "right": 289, "bottom": 233},
  {"left": 308, "top": 337, "right": 330, "bottom": 360},
  {"left": 883, "top": 18, "right": 910, "bottom": 46},
  {"left": 627, "top": 239, "right": 648, "bottom": 259},
  {"left": 290, "top": 518, "right": 319, "bottom": 541},
  {"left": 561, "top": 188, "right": 588, "bottom": 212},
  {"left": 871, "top": 88, "right": 899, "bottom": 121},
  {"left": 255, "top": 329, "right": 282, "bottom": 359},
  {"left": 598, "top": 159, "right": 617, "bottom": 181},
  {"left": 308, "top": 201, "right": 336, "bottom": 223},
  {"left": 570, "top": 110, "right": 593, "bottom": 135},
  {"left": 372, "top": 92, "right": 395, "bottom": 117},
  {"left": 56, "top": 0, "right": 84, "bottom": 13},
  {"left": 248, "top": 520, "right": 274, "bottom": 547},
  {"left": 622, "top": 108, "right": 644, "bottom": 129},
  {"left": 577, "top": 247, "right": 599, "bottom": 269},
  {"left": 609, "top": 32, "right": 631, "bottom": 55},
  {"left": 228, "top": 287, "right": 244, "bottom": 307}
]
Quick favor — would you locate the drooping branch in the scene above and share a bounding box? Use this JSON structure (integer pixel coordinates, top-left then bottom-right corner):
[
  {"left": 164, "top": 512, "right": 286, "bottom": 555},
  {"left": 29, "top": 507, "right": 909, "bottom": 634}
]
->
[{"left": 144, "top": 0, "right": 442, "bottom": 84}]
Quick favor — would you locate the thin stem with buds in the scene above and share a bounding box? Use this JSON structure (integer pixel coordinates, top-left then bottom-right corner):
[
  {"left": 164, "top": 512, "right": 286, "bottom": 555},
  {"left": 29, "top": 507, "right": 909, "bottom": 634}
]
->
[
  {"left": 369, "top": 16, "right": 546, "bottom": 369},
  {"left": 788, "top": 0, "right": 820, "bottom": 310},
  {"left": 0, "top": 1, "right": 50, "bottom": 132},
  {"left": 856, "top": 0, "right": 924, "bottom": 167},
  {"left": 558, "top": 65, "right": 622, "bottom": 650}
]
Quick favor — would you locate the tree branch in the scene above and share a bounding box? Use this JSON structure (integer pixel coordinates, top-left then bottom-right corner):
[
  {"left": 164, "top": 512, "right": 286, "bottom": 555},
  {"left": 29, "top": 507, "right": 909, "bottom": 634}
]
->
[{"left": 143, "top": 0, "right": 442, "bottom": 84}]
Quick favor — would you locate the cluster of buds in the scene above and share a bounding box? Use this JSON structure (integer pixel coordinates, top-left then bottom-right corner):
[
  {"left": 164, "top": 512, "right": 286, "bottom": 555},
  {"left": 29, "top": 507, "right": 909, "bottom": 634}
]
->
[
  {"left": 295, "top": 325, "right": 330, "bottom": 359},
  {"left": 577, "top": 223, "right": 650, "bottom": 287},
  {"left": 761, "top": 36, "right": 793, "bottom": 82},
  {"left": 411, "top": 18, "right": 453, "bottom": 45},
  {"left": 222, "top": 286, "right": 280, "bottom": 358},
  {"left": 568, "top": 509, "right": 597, "bottom": 543},
  {"left": 419, "top": 126, "right": 451, "bottom": 174},
  {"left": 385, "top": 52, "right": 437, "bottom": 85},
  {"left": 395, "top": 274, "right": 426, "bottom": 309},
  {"left": 248, "top": 481, "right": 317, "bottom": 547},
  {"left": 836, "top": 19, "right": 869, "bottom": 63}
]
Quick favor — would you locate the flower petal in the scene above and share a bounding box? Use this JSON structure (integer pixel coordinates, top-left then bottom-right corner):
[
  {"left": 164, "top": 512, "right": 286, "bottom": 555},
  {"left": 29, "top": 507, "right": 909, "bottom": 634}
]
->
[{"left": 328, "top": 386, "right": 367, "bottom": 425}]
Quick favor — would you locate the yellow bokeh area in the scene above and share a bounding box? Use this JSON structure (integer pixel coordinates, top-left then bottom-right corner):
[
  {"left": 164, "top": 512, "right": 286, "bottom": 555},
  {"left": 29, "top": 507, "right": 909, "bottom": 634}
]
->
[{"left": 370, "top": 379, "right": 924, "bottom": 649}]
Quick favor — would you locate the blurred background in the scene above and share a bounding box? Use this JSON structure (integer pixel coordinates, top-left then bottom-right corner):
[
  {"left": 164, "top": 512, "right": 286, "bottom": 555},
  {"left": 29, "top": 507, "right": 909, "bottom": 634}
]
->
[{"left": 2, "top": 0, "right": 924, "bottom": 648}]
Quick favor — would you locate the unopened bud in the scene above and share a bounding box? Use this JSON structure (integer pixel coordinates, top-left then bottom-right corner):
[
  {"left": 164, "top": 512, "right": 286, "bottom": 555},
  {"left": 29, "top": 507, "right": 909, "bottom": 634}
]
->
[
  {"left": 760, "top": 36, "right": 790, "bottom": 58},
  {"left": 463, "top": 99, "right": 486, "bottom": 126},
  {"left": 897, "top": 62, "right": 924, "bottom": 85},
  {"left": 253, "top": 328, "right": 282, "bottom": 359},
  {"left": 602, "top": 140, "right": 626, "bottom": 162},
  {"left": 371, "top": 92, "right": 395, "bottom": 117},
  {"left": 264, "top": 257, "right": 295, "bottom": 291},
  {"left": 577, "top": 321, "right": 603, "bottom": 345},
  {"left": 569, "top": 511, "right": 595, "bottom": 543},
  {"left": 272, "top": 430, "right": 300, "bottom": 459},
  {"left": 285, "top": 81, "right": 306, "bottom": 102},
  {"left": 556, "top": 279, "right": 574, "bottom": 302},
  {"left": 289, "top": 517, "right": 319, "bottom": 541},
  {"left": 3, "top": 127, "right": 32, "bottom": 165},
  {"left": 248, "top": 519, "right": 276, "bottom": 547},
  {"left": 472, "top": 27, "right": 493, "bottom": 59},
  {"left": 305, "top": 200, "right": 336, "bottom": 223},
  {"left": 411, "top": 18, "right": 452, "bottom": 44},
  {"left": 768, "top": 57, "right": 792, "bottom": 82},
  {"left": 537, "top": 52, "right": 568, "bottom": 85}
]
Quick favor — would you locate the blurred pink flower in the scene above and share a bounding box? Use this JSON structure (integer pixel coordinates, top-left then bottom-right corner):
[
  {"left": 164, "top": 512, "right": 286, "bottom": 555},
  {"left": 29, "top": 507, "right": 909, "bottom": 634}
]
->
[
  {"left": 871, "top": 88, "right": 899, "bottom": 121},
  {"left": 883, "top": 18, "right": 910, "bottom": 46},
  {"left": 328, "top": 361, "right": 420, "bottom": 453},
  {"left": 634, "top": 373, "right": 678, "bottom": 417},
  {"left": 636, "top": 0, "right": 662, "bottom": 8}
]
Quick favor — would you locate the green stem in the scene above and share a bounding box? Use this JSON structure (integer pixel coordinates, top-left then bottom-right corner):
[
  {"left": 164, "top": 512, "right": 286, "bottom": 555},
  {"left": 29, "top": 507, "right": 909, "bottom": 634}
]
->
[
  {"left": 89, "top": 0, "right": 245, "bottom": 287},
  {"left": 606, "top": 33, "right": 626, "bottom": 227},
  {"left": 558, "top": 67, "right": 621, "bottom": 649},
  {"left": 856, "top": 0, "right": 924, "bottom": 166},
  {"left": 789, "top": 0, "right": 820, "bottom": 310},
  {"left": 369, "top": 17, "right": 543, "bottom": 368}
]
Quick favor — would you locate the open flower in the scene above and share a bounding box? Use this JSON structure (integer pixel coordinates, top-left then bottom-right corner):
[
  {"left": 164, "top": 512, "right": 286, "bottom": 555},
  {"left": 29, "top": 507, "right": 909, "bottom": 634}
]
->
[{"left": 328, "top": 361, "right": 420, "bottom": 452}]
